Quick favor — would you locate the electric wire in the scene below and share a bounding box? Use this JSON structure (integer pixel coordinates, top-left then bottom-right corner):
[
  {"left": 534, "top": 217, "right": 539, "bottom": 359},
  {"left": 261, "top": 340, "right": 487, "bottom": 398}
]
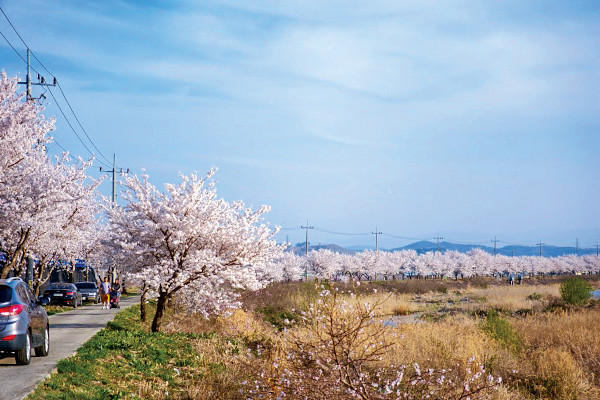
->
[
  {"left": 0, "top": 28, "right": 30, "bottom": 66},
  {"left": 52, "top": 138, "right": 68, "bottom": 153},
  {"left": 315, "top": 227, "right": 370, "bottom": 236},
  {"left": 47, "top": 86, "right": 111, "bottom": 168},
  {"left": 55, "top": 83, "right": 112, "bottom": 164},
  {"left": 0, "top": 6, "right": 113, "bottom": 166}
]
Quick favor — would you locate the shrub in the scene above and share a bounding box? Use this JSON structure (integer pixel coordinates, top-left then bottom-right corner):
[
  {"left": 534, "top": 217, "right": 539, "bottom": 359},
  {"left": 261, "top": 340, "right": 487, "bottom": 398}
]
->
[
  {"left": 560, "top": 277, "right": 592, "bottom": 306},
  {"left": 480, "top": 311, "right": 522, "bottom": 353},
  {"left": 256, "top": 305, "right": 298, "bottom": 331},
  {"left": 526, "top": 292, "right": 543, "bottom": 301},
  {"left": 436, "top": 286, "right": 448, "bottom": 294},
  {"left": 242, "top": 288, "right": 501, "bottom": 399}
]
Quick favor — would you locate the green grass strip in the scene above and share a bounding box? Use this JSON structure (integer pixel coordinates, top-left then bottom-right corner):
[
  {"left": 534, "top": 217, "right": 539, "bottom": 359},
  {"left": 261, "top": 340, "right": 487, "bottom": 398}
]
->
[{"left": 26, "top": 303, "right": 216, "bottom": 400}]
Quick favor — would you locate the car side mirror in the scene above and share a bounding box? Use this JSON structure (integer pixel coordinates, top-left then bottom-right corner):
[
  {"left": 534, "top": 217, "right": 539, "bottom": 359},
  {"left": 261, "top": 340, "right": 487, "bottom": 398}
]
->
[{"left": 37, "top": 297, "right": 50, "bottom": 306}]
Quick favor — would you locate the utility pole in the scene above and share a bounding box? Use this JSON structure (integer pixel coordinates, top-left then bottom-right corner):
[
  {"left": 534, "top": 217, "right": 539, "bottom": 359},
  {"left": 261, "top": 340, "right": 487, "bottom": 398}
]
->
[
  {"left": 300, "top": 221, "right": 314, "bottom": 281},
  {"left": 18, "top": 49, "right": 57, "bottom": 101},
  {"left": 372, "top": 227, "right": 382, "bottom": 251},
  {"left": 434, "top": 234, "right": 444, "bottom": 252},
  {"left": 536, "top": 241, "right": 544, "bottom": 257},
  {"left": 491, "top": 236, "right": 499, "bottom": 256},
  {"left": 100, "top": 154, "right": 129, "bottom": 207},
  {"left": 596, "top": 242, "right": 599, "bottom": 257},
  {"left": 576, "top": 238, "right": 579, "bottom": 255}
]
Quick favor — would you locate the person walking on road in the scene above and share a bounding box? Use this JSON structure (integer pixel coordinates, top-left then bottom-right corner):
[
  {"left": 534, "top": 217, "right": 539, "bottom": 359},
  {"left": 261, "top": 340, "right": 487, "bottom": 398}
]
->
[
  {"left": 110, "top": 277, "right": 122, "bottom": 308},
  {"left": 100, "top": 277, "right": 110, "bottom": 309}
]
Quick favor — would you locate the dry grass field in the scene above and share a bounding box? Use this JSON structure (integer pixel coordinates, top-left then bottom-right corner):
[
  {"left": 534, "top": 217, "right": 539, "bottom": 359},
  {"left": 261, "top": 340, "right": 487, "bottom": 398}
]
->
[
  {"left": 28, "top": 275, "right": 600, "bottom": 400},
  {"left": 158, "top": 275, "right": 600, "bottom": 399}
]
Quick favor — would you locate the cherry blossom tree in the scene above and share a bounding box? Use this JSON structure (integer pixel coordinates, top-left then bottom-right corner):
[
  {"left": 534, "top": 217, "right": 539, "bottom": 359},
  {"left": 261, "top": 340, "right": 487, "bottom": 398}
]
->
[
  {"left": 0, "top": 72, "right": 53, "bottom": 175},
  {"left": 268, "top": 252, "right": 304, "bottom": 282},
  {"left": 0, "top": 72, "right": 102, "bottom": 281},
  {"left": 306, "top": 249, "right": 341, "bottom": 280},
  {"left": 108, "top": 169, "right": 282, "bottom": 332}
]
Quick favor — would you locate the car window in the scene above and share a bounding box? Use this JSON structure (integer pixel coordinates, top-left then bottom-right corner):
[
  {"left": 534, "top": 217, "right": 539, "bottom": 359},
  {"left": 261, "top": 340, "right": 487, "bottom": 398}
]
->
[
  {"left": 75, "top": 282, "right": 97, "bottom": 289},
  {"left": 24, "top": 285, "right": 36, "bottom": 303},
  {"left": 49, "top": 283, "right": 71, "bottom": 289},
  {"left": 0, "top": 285, "right": 12, "bottom": 302},
  {"left": 15, "top": 284, "right": 30, "bottom": 303}
]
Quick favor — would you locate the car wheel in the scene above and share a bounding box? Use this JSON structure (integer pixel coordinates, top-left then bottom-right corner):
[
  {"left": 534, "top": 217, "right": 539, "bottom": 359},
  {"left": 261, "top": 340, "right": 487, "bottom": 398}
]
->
[
  {"left": 34, "top": 325, "right": 49, "bottom": 357},
  {"left": 15, "top": 331, "right": 31, "bottom": 365}
]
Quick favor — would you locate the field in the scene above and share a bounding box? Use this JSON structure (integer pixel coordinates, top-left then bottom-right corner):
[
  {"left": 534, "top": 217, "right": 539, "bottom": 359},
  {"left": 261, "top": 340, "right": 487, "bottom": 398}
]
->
[{"left": 28, "top": 275, "right": 600, "bottom": 400}]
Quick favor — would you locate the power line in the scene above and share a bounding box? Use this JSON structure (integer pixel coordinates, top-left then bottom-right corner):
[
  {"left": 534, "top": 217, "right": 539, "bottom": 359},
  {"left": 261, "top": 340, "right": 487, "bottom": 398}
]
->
[
  {"left": 384, "top": 233, "right": 430, "bottom": 241},
  {"left": 55, "top": 83, "right": 112, "bottom": 164},
  {"left": 0, "top": 7, "right": 29, "bottom": 48},
  {"left": 0, "top": 28, "right": 30, "bottom": 67},
  {"left": 0, "top": 6, "right": 112, "bottom": 166},
  {"left": 314, "top": 227, "right": 370, "bottom": 236},
  {"left": 52, "top": 138, "right": 68, "bottom": 153},
  {"left": 46, "top": 86, "right": 110, "bottom": 168}
]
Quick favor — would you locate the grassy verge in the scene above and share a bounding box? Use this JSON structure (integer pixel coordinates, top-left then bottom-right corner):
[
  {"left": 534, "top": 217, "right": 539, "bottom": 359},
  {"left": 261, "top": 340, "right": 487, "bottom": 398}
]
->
[
  {"left": 27, "top": 302, "right": 233, "bottom": 400},
  {"left": 44, "top": 305, "right": 78, "bottom": 316}
]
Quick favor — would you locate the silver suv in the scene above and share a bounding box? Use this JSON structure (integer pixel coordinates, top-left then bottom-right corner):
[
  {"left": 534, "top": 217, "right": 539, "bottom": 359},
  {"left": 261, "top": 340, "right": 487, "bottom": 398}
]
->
[{"left": 0, "top": 277, "right": 50, "bottom": 365}]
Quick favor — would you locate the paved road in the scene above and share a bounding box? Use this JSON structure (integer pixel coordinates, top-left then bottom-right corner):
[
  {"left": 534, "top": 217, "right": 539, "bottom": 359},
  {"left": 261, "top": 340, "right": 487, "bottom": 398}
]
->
[{"left": 0, "top": 296, "right": 139, "bottom": 400}]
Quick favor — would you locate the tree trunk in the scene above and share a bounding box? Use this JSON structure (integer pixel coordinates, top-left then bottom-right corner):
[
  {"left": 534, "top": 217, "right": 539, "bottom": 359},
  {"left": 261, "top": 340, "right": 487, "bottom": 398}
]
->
[
  {"left": 140, "top": 286, "right": 149, "bottom": 322},
  {"left": 151, "top": 291, "right": 169, "bottom": 333},
  {"left": 0, "top": 228, "right": 30, "bottom": 279}
]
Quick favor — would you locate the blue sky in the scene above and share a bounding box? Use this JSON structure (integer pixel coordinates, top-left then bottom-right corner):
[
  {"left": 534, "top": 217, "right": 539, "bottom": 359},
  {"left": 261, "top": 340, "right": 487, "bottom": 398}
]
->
[{"left": 0, "top": 0, "right": 599, "bottom": 249}]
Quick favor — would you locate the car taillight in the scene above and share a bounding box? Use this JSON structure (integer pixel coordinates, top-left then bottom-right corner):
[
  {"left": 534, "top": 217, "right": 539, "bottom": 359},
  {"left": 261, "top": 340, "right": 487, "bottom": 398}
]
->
[
  {"left": 1, "top": 334, "right": 16, "bottom": 341},
  {"left": 0, "top": 304, "right": 25, "bottom": 316},
  {"left": 66, "top": 292, "right": 75, "bottom": 295}
]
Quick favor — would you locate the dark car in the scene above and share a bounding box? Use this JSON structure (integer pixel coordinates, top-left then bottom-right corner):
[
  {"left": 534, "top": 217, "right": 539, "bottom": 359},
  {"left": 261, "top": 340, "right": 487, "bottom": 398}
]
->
[
  {"left": 0, "top": 277, "right": 50, "bottom": 365},
  {"left": 74, "top": 282, "right": 99, "bottom": 303},
  {"left": 42, "top": 283, "right": 83, "bottom": 308}
]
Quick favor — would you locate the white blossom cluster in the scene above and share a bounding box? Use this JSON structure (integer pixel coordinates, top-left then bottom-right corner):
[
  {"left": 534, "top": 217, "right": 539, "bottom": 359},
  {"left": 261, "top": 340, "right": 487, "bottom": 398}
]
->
[
  {"left": 108, "top": 169, "right": 283, "bottom": 324},
  {"left": 269, "top": 248, "right": 600, "bottom": 281}
]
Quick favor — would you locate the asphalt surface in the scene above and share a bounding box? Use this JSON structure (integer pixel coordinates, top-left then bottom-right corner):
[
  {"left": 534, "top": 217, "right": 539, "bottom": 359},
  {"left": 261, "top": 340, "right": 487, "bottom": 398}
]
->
[{"left": 0, "top": 296, "right": 139, "bottom": 400}]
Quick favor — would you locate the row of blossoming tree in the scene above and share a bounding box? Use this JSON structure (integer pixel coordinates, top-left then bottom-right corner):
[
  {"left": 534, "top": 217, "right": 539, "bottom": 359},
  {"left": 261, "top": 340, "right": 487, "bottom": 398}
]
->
[
  {"left": 266, "top": 248, "right": 600, "bottom": 282},
  {"left": 1, "top": 72, "right": 284, "bottom": 332},
  {"left": 0, "top": 73, "right": 103, "bottom": 297}
]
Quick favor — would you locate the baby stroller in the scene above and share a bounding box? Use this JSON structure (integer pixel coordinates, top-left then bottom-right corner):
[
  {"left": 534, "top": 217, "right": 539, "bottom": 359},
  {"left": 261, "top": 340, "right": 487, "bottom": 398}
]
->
[{"left": 109, "top": 290, "right": 120, "bottom": 309}]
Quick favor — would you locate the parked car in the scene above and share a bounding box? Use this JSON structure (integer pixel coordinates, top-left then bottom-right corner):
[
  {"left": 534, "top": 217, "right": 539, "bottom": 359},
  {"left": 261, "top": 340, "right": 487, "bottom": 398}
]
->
[
  {"left": 0, "top": 277, "right": 50, "bottom": 365},
  {"left": 74, "top": 281, "right": 99, "bottom": 303},
  {"left": 42, "top": 283, "right": 83, "bottom": 308}
]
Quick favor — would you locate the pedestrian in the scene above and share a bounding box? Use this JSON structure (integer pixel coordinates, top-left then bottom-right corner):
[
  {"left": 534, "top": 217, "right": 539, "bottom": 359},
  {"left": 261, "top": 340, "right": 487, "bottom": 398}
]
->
[
  {"left": 100, "top": 277, "right": 110, "bottom": 309},
  {"left": 111, "top": 277, "right": 121, "bottom": 306}
]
